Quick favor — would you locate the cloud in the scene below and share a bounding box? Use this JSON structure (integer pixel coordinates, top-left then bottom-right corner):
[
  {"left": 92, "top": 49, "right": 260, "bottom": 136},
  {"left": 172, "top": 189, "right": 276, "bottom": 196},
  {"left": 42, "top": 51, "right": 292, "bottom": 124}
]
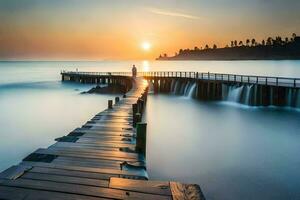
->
[{"left": 147, "top": 7, "right": 199, "bottom": 20}]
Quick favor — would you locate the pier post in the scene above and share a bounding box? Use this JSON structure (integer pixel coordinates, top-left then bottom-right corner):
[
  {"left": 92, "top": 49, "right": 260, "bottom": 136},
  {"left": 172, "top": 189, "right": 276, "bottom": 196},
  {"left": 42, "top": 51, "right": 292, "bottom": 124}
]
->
[
  {"left": 108, "top": 100, "right": 113, "bottom": 109},
  {"left": 132, "top": 103, "right": 138, "bottom": 120},
  {"left": 133, "top": 113, "right": 141, "bottom": 127},
  {"left": 136, "top": 123, "right": 147, "bottom": 156}
]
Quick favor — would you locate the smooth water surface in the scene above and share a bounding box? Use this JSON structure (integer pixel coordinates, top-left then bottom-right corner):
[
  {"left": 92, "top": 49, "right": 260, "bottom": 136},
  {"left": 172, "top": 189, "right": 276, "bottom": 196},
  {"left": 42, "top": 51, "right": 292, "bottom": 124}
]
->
[
  {"left": 0, "top": 60, "right": 300, "bottom": 199},
  {"left": 145, "top": 94, "right": 300, "bottom": 200}
]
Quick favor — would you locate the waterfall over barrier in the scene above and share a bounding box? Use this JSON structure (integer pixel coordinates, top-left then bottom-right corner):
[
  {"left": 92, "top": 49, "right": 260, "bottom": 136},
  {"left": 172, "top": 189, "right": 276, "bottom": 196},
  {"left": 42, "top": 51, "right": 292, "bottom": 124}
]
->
[
  {"left": 147, "top": 77, "right": 300, "bottom": 109},
  {"left": 187, "top": 83, "right": 196, "bottom": 98},
  {"left": 221, "top": 84, "right": 300, "bottom": 108}
]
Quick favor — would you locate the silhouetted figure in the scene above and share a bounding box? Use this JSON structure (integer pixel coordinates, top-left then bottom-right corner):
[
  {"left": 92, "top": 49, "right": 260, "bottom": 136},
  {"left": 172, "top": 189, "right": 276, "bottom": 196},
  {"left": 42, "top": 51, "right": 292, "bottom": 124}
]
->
[{"left": 132, "top": 65, "right": 137, "bottom": 78}]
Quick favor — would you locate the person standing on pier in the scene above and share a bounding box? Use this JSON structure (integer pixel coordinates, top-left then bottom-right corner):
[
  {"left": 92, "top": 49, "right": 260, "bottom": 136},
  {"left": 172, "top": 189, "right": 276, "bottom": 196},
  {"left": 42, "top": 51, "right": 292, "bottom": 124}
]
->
[{"left": 132, "top": 64, "right": 137, "bottom": 78}]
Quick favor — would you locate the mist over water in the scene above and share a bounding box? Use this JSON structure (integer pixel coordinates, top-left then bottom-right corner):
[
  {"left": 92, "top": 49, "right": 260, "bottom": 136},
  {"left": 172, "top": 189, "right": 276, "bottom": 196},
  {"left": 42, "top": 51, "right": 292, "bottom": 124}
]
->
[
  {"left": 0, "top": 61, "right": 300, "bottom": 199},
  {"left": 145, "top": 95, "right": 300, "bottom": 200}
]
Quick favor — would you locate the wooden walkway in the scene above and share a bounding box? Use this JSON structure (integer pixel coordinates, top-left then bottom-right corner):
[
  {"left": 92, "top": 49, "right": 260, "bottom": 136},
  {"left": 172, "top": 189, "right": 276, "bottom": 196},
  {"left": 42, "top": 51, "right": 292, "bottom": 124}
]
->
[{"left": 0, "top": 77, "right": 204, "bottom": 200}]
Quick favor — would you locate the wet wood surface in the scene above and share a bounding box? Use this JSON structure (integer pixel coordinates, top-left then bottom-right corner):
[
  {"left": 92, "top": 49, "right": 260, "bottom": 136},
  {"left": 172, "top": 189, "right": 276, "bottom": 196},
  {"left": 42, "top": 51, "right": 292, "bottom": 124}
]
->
[{"left": 0, "top": 77, "right": 205, "bottom": 200}]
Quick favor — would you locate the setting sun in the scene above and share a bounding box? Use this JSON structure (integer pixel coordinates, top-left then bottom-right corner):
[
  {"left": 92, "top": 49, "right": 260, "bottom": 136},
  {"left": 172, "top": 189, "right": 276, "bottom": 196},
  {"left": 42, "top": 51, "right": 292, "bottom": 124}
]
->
[{"left": 141, "top": 42, "right": 151, "bottom": 51}]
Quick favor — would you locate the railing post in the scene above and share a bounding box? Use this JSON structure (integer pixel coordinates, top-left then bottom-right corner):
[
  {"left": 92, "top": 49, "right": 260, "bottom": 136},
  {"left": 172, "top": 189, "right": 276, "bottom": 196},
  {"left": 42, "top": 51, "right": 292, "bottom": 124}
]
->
[
  {"left": 256, "top": 76, "right": 258, "bottom": 84},
  {"left": 276, "top": 78, "right": 278, "bottom": 86},
  {"left": 265, "top": 77, "right": 267, "bottom": 85},
  {"left": 294, "top": 79, "right": 296, "bottom": 88}
]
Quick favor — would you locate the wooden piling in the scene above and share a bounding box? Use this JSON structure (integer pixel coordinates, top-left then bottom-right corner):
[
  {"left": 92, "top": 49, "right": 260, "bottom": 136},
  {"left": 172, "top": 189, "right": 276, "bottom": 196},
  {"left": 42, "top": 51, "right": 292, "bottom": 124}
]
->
[
  {"left": 115, "top": 97, "right": 120, "bottom": 104},
  {"left": 108, "top": 100, "right": 113, "bottom": 109},
  {"left": 136, "top": 123, "right": 147, "bottom": 156}
]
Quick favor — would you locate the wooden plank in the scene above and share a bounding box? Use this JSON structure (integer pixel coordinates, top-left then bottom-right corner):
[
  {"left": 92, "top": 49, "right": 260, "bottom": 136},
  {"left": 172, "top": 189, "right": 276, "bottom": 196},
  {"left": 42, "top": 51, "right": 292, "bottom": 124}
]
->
[
  {"left": 0, "top": 186, "right": 107, "bottom": 200},
  {"left": 30, "top": 166, "right": 117, "bottom": 180},
  {"left": 20, "top": 162, "right": 148, "bottom": 179},
  {"left": 0, "top": 165, "right": 32, "bottom": 180},
  {"left": 109, "top": 177, "right": 172, "bottom": 196},
  {"left": 170, "top": 182, "right": 206, "bottom": 200},
  {"left": 46, "top": 147, "right": 141, "bottom": 160},
  {"left": 33, "top": 149, "right": 143, "bottom": 163},
  {"left": 22, "top": 172, "right": 109, "bottom": 187},
  {"left": 50, "top": 142, "right": 124, "bottom": 151},
  {"left": 0, "top": 178, "right": 171, "bottom": 200}
]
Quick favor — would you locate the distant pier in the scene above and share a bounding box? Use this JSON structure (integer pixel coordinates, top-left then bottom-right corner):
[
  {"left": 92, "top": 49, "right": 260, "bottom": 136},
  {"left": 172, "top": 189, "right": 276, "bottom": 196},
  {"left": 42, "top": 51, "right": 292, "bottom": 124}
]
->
[
  {"left": 0, "top": 72, "right": 205, "bottom": 200},
  {"left": 142, "top": 71, "right": 300, "bottom": 107}
]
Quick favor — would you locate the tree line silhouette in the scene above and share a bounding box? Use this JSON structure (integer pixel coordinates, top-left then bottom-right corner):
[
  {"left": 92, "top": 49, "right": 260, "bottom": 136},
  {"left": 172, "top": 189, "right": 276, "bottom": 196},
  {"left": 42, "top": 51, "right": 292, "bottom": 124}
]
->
[{"left": 157, "top": 33, "right": 300, "bottom": 60}]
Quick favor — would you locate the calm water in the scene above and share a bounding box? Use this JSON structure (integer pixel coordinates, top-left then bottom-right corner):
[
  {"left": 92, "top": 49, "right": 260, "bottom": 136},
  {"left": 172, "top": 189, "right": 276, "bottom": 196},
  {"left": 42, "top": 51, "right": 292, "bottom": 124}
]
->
[
  {"left": 145, "top": 95, "right": 300, "bottom": 200},
  {"left": 0, "top": 61, "right": 300, "bottom": 200}
]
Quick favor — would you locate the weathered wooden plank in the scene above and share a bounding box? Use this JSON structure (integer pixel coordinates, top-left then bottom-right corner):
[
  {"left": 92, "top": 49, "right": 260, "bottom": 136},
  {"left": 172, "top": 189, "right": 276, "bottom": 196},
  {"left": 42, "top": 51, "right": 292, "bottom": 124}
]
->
[
  {"left": 0, "top": 185, "right": 108, "bottom": 200},
  {"left": 20, "top": 162, "right": 148, "bottom": 180},
  {"left": 45, "top": 147, "right": 141, "bottom": 160},
  {"left": 52, "top": 157, "right": 122, "bottom": 169},
  {"left": 29, "top": 166, "right": 117, "bottom": 180},
  {"left": 72, "top": 129, "right": 134, "bottom": 136},
  {"left": 0, "top": 178, "right": 171, "bottom": 200},
  {"left": 0, "top": 165, "right": 32, "bottom": 180},
  {"left": 22, "top": 172, "right": 109, "bottom": 187},
  {"left": 50, "top": 142, "right": 124, "bottom": 151},
  {"left": 109, "top": 177, "right": 172, "bottom": 196},
  {"left": 170, "top": 182, "right": 206, "bottom": 200},
  {"left": 34, "top": 148, "right": 143, "bottom": 163}
]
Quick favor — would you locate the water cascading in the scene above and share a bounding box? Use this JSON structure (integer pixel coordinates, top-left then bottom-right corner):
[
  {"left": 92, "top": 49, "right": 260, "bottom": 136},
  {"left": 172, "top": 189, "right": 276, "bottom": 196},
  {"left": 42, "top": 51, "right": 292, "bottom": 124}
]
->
[
  {"left": 184, "top": 82, "right": 190, "bottom": 96},
  {"left": 174, "top": 80, "right": 180, "bottom": 94},
  {"left": 180, "top": 82, "right": 186, "bottom": 95},
  {"left": 227, "top": 85, "right": 244, "bottom": 102},
  {"left": 287, "top": 88, "right": 293, "bottom": 107},
  {"left": 243, "top": 85, "right": 253, "bottom": 105},
  {"left": 170, "top": 79, "right": 176, "bottom": 93},
  {"left": 187, "top": 83, "right": 196, "bottom": 98}
]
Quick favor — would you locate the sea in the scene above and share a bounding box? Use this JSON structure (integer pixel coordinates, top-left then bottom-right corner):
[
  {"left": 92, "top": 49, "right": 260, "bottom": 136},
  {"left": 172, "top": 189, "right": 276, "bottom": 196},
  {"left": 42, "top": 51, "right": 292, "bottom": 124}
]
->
[{"left": 1, "top": 60, "right": 300, "bottom": 200}]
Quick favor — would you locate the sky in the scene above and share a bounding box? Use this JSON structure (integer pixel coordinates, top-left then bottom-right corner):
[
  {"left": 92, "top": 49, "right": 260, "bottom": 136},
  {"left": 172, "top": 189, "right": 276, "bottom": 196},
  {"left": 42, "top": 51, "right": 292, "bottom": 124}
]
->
[{"left": 0, "top": 0, "right": 299, "bottom": 60}]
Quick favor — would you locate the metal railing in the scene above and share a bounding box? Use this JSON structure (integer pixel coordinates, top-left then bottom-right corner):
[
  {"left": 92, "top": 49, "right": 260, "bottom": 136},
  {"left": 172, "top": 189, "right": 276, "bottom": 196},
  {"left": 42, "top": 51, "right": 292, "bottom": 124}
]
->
[
  {"left": 61, "top": 70, "right": 132, "bottom": 76},
  {"left": 141, "top": 71, "right": 300, "bottom": 88},
  {"left": 61, "top": 70, "right": 300, "bottom": 88}
]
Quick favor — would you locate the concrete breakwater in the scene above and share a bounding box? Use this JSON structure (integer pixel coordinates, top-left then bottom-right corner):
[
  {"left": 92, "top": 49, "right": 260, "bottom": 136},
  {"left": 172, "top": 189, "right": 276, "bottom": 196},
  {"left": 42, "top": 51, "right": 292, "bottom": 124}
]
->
[{"left": 144, "top": 71, "right": 300, "bottom": 108}]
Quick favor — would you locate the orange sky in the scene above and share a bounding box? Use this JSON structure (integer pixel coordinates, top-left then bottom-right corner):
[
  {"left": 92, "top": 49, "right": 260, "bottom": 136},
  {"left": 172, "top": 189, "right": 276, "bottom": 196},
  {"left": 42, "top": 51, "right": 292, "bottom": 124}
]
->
[{"left": 0, "top": 0, "right": 299, "bottom": 60}]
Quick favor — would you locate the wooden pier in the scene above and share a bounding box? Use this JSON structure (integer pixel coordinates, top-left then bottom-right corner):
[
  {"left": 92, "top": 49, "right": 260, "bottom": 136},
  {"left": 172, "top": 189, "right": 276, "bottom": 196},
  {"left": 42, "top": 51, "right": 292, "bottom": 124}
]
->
[
  {"left": 0, "top": 75, "right": 205, "bottom": 200},
  {"left": 142, "top": 71, "right": 300, "bottom": 107}
]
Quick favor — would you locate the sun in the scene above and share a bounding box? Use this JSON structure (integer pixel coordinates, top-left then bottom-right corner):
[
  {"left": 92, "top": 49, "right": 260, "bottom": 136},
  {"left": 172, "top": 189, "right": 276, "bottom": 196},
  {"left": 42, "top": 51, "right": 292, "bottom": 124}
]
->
[{"left": 141, "top": 41, "right": 151, "bottom": 51}]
